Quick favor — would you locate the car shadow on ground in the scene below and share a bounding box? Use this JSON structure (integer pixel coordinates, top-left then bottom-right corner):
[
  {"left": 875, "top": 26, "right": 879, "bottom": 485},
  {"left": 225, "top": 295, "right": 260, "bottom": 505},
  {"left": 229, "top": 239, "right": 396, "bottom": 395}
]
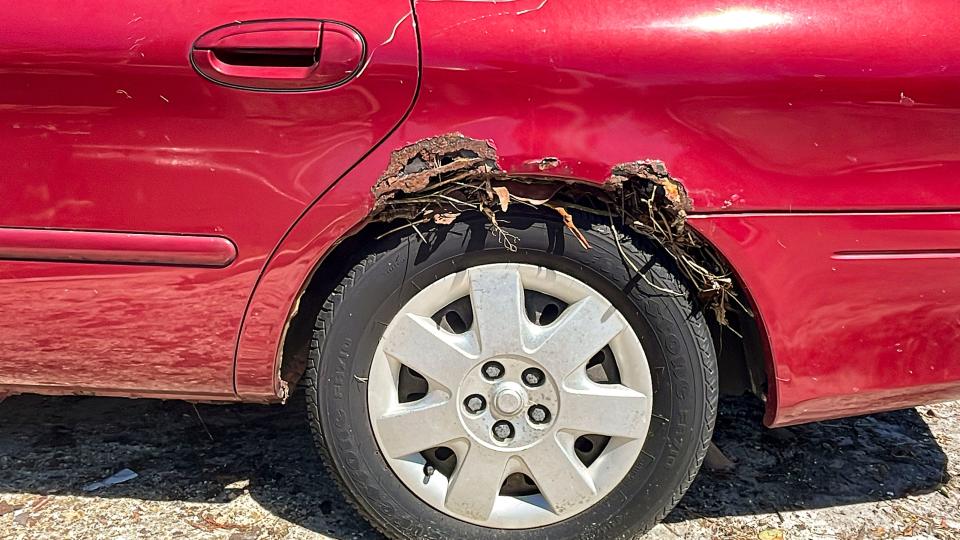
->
[
  {"left": 0, "top": 394, "right": 949, "bottom": 538},
  {"left": 667, "top": 397, "right": 949, "bottom": 523}
]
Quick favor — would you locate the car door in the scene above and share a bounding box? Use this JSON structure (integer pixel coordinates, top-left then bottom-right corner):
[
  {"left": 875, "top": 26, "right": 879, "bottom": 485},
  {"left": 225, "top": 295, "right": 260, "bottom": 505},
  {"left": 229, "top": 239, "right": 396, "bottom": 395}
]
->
[{"left": 0, "top": 1, "right": 418, "bottom": 396}]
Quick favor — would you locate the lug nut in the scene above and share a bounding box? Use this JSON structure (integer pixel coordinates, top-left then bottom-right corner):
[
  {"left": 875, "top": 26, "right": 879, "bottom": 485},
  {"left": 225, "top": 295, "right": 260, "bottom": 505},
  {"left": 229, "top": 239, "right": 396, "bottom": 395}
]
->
[
  {"left": 482, "top": 361, "right": 505, "bottom": 380},
  {"left": 492, "top": 420, "right": 514, "bottom": 441},
  {"left": 522, "top": 368, "right": 545, "bottom": 387},
  {"left": 464, "top": 394, "right": 486, "bottom": 414},
  {"left": 528, "top": 405, "right": 551, "bottom": 424}
]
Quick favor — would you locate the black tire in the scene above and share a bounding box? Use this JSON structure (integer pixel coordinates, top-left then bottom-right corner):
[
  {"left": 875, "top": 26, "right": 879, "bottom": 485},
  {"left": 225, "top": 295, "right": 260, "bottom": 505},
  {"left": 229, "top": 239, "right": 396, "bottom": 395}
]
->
[{"left": 304, "top": 210, "right": 718, "bottom": 540}]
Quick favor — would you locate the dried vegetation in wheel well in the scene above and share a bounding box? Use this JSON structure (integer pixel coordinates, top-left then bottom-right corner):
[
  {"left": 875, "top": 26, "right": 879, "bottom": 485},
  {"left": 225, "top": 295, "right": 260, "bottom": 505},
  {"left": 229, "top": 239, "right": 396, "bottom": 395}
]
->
[{"left": 371, "top": 132, "right": 747, "bottom": 326}]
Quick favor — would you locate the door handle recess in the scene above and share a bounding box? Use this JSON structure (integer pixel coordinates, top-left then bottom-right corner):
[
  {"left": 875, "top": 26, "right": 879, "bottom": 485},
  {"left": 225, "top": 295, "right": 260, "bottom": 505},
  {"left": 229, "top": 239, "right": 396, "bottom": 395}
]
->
[{"left": 191, "top": 19, "right": 365, "bottom": 91}]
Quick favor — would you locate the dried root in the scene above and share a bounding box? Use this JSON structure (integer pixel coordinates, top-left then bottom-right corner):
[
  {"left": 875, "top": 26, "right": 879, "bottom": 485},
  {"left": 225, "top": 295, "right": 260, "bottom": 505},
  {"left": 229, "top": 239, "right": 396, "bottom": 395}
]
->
[{"left": 370, "top": 133, "right": 743, "bottom": 325}]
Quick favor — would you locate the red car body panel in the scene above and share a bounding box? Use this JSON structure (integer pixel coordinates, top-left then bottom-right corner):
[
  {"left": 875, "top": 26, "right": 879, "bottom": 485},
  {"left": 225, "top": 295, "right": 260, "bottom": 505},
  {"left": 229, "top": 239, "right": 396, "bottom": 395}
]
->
[
  {"left": 0, "top": 0, "right": 417, "bottom": 396},
  {"left": 3, "top": 0, "right": 960, "bottom": 426},
  {"left": 692, "top": 213, "right": 960, "bottom": 426}
]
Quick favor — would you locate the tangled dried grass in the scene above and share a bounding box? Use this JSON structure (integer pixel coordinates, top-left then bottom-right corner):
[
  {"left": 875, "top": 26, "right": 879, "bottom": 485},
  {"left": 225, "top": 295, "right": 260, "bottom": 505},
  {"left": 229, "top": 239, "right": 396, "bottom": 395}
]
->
[{"left": 371, "top": 133, "right": 745, "bottom": 326}]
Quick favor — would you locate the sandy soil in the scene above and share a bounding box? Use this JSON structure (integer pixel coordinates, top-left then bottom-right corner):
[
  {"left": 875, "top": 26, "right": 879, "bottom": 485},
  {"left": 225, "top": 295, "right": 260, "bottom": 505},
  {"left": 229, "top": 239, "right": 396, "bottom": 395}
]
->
[{"left": 0, "top": 394, "right": 957, "bottom": 540}]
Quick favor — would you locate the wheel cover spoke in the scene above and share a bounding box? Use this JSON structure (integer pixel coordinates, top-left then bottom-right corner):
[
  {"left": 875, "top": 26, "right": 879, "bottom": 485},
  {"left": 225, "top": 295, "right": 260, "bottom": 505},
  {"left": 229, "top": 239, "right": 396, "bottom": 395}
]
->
[
  {"left": 528, "top": 295, "right": 626, "bottom": 377},
  {"left": 444, "top": 444, "right": 510, "bottom": 521},
  {"left": 376, "top": 395, "right": 462, "bottom": 458},
  {"left": 467, "top": 265, "right": 527, "bottom": 356},
  {"left": 560, "top": 382, "right": 649, "bottom": 439},
  {"left": 522, "top": 437, "right": 597, "bottom": 515},
  {"left": 382, "top": 312, "right": 478, "bottom": 390}
]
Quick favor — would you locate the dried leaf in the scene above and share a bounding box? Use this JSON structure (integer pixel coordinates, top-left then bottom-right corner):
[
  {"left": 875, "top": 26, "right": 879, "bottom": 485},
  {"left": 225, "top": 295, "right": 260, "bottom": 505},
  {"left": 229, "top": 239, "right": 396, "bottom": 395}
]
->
[
  {"left": 434, "top": 212, "right": 460, "bottom": 225},
  {"left": 552, "top": 206, "right": 590, "bottom": 250},
  {"left": 493, "top": 186, "right": 510, "bottom": 212},
  {"left": 512, "top": 195, "right": 551, "bottom": 205},
  {"left": 758, "top": 529, "right": 785, "bottom": 540},
  {"left": 704, "top": 443, "right": 736, "bottom": 472},
  {"left": 0, "top": 502, "right": 22, "bottom": 516}
]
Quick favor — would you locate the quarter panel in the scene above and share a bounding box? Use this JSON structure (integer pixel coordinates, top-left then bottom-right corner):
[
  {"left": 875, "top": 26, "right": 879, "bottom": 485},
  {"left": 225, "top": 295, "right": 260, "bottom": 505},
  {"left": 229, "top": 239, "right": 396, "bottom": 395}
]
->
[
  {"left": 691, "top": 213, "right": 960, "bottom": 426},
  {"left": 235, "top": 0, "right": 960, "bottom": 404},
  {"left": 405, "top": 0, "right": 960, "bottom": 212}
]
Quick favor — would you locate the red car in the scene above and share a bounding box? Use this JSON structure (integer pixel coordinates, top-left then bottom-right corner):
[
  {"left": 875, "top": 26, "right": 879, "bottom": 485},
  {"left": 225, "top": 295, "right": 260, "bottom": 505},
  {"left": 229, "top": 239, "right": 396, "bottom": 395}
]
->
[{"left": 2, "top": 1, "right": 958, "bottom": 538}]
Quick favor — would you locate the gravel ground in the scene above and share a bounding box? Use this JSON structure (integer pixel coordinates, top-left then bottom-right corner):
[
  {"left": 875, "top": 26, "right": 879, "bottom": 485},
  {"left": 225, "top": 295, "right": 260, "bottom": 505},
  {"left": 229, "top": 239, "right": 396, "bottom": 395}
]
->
[{"left": 0, "top": 394, "right": 957, "bottom": 540}]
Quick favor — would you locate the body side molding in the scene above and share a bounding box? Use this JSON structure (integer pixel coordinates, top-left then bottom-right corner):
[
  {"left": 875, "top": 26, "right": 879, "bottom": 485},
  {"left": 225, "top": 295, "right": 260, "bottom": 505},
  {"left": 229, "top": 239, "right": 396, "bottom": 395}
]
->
[{"left": 0, "top": 227, "right": 237, "bottom": 267}]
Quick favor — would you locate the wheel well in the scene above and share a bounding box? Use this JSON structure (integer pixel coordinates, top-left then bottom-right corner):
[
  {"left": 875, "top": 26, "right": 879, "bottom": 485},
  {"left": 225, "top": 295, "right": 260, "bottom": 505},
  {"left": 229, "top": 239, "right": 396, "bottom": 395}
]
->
[
  {"left": 278, "top": 205, "right": 768, "bottom": 401},
  {"left": 280, "top": 131, "right": 768, "bottom": 400},
  {"left": 709, "top": 291, "right": 768, "bottom": 398},
  {"left": 277, "top": 220, "right": 396, "bottom": 392}
]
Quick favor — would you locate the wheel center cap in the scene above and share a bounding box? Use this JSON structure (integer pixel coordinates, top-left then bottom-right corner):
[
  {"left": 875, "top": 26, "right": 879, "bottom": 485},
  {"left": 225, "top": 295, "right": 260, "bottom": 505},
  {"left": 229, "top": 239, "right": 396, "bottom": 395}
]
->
[{"left": 493, "top": 384, "right": 524, "bottom": 415}]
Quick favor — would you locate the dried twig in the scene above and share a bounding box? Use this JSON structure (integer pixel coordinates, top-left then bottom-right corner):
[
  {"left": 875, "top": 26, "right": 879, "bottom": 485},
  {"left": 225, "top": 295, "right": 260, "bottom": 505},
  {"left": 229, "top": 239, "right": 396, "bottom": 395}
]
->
[
  {"left": 375, "top": 216, "right": 432, "bottom": 240},
  {"left": 609, "top": 217, "right": 682, "bottom": 297},
  {"left": 192, "top": 404, "right": 214, "bottom": 442},
  {"left": 550, "top": 205, "right": 590, "bottom": 249}
]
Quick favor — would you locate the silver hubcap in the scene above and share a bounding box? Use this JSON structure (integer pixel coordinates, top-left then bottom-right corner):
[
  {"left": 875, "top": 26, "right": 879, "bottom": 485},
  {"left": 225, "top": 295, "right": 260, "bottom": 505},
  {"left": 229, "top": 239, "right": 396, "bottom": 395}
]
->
[{"left": 368, "top": 263, "right": 653, "bottom": 528}]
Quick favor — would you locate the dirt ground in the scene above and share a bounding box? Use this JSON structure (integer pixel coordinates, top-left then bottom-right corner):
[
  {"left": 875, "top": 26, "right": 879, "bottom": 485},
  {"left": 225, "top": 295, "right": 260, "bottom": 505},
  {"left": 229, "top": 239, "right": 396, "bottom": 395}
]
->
[{"left": 0, "top": 393, "right": 957, "bottom": 540}]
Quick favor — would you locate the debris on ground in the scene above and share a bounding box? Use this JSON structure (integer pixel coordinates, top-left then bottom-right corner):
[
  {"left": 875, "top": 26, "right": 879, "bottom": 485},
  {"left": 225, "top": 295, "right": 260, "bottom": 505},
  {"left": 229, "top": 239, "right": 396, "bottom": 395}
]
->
[
  {"left": 703, "top": 442, "right": 737, "bottom": 473},
  {"left": 0, "top": 502, "right": 22, "bottom": 516},
  {"left": 758, "top": 529, "right": 785, "bottom": 540},
  {"left": 0, "top": 394, "right": 957, "bottom": 540},
  {"left": 370, "top": 133, "right": 740, "bottom": 324},
  {"left": 82, "top": 468, "right": 138, "bottom": 492}
]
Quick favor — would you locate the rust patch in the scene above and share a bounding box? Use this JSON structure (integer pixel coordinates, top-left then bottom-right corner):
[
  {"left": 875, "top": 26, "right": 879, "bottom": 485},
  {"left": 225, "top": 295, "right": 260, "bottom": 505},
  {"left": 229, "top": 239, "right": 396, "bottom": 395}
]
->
[
  {"left": 373, "top": 133, "right": 498, "bottom": 201},
  {"left": 607, "top": 160, "right": 691, "bottom": 214},
  {"left": 599, "top": 160, "right": 737, "bottom": 323},
  {"left": 370, "top": 133, "right": 739, "bottom": 323},
  {"left": 535, "top": 156, "right": 561, "bottom": 170}
]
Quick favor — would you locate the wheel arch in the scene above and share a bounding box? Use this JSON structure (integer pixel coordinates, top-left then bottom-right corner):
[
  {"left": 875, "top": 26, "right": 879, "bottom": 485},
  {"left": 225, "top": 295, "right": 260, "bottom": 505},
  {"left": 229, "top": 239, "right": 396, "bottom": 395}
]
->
[
  {"left": 234, "top": 134, "right": 774, "bottom": 419},
  {"left": 278, "top": 207, "right": 770, "bottom": 401}
]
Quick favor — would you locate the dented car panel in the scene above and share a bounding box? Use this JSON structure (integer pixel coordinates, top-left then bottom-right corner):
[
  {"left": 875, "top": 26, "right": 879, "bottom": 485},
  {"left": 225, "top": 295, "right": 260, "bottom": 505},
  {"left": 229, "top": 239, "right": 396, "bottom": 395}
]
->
[{"left": 3, "top": 0, "right": 960, "bottom": 430}]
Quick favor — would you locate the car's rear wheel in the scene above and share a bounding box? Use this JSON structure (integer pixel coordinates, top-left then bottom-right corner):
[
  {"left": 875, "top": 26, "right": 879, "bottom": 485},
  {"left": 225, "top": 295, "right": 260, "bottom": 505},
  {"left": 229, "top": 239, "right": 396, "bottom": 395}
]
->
[{"left": 304, "top": 211, "right": 717, "bottom": 540}]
